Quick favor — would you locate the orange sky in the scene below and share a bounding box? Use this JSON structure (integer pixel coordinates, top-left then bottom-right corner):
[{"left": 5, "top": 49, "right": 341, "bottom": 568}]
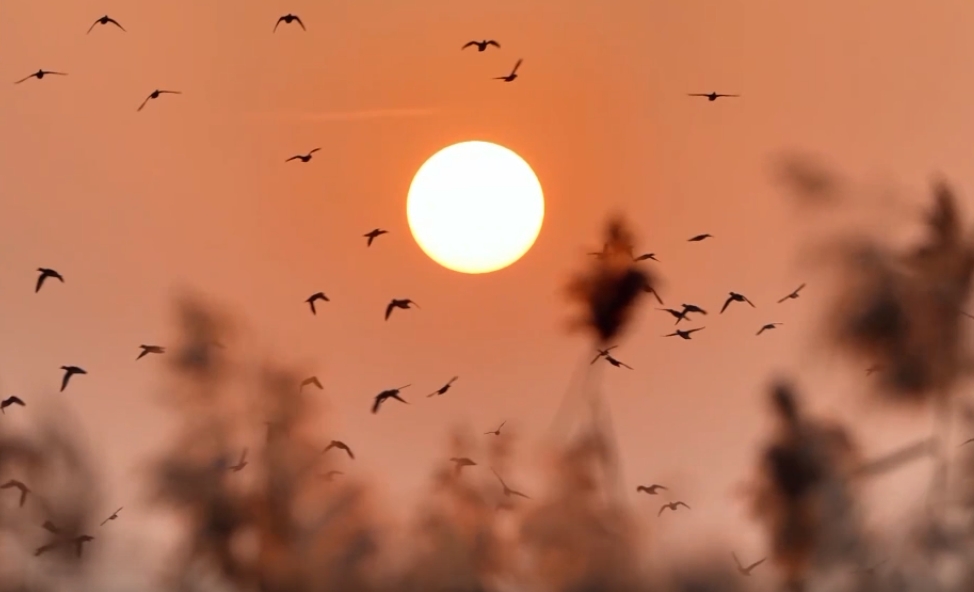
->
[{"left": 3, "top": 0, "right": 974, "bottom": 569}]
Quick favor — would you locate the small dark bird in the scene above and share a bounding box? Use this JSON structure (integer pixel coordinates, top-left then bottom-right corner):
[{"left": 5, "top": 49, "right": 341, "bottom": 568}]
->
[
  {"left": 756, "top": 323, "right": 781, "bottom": 336},
  {"left": 306, "top": 292, "right": 330, "bottom": 315},
  {"left": 491, "top": 467, "right": 531, "bottom": 499},
  {"left": 1, "top": 480, "right": 30, "bottom": 507},
  {"left": 385, "top": 298, "right": 419, "bottom": 320},
  {"left": 494, "top": 59, "right": 523, "bottom": 82},
  {"left": 732, "top": 553, "right": 766, "bottom": 576},
  {"left": 485, "top": 421, "right": 506, "bottom": 436},
  {"left": 720, "top": 292, "right": 755, "bottom": 313},
  {"left": 364, "top": 228, "right": 388, "bottom": 246},
  {"left": 100, "top": 507, "right": 123, "bottom": 526},
  {"left": 87, "top": 15, "right": 125, "bottom": 34},
  {"left": 688, "top": 92, "right": 739, "bottom": 101},
  {"left": 0, "top": 396, "right": 25, "bottom": 414},
  {"left": 321, "top": 470, "right": 344, "bottom": 482},
  {"left": 137, "top": 89, "right": 181, "bottom": 112},
  {"left": 644, "top": 284, "right": 664, "bottom": 305},
  {"left": 681, "top": 303, "right": 708, "bottom": 316},
  {"left": 323, "top": 440, "right": 355, "bottom": 459},
  {"left": 633, "top": 253, "right": 658, "bottom": 262},
  {"left": 427, "top": 376, "right": 459, "bottom": 397},
  {"left": 604, "top": 355, "right": 633, "bottom": 370},
  {"left": 274, "top": 14, "right": 306, "bottom": 31},
  {"left": 636, "top": 484, "right": 667, "bottom": 495},
  {"left": 450, "top": 457, "right": 477, "bottom": 474},
  {"left": 664, "top": 328, "right": 705, "bottom": 340},
  {"left": 301, "top": 376, "right": 323, "bottom": 391},
  {"left": 60, "top": 366, "right": 87, "bottom": 392},
  {"left": 462, "top": 40, "right": 500, "bottom": 52},
  {"left": 687, "top": 234, "right": 713, "bottom": 242},
  {"left": 36, "top": 268, "right": 64, "bottom": 293},
  {"left": 286, "top": 148, "right": 320, "bottom": 163},
  {"left": 228, "top": 448, "right": 248, "bottom": 472},
  {"left": 658, "top": 501, "right": 691, "bottom": 516},
  {"left": 15, "top": 70, "right": 67, "bottom": 84},
  {"left": 777, "top": 283, "right": 807, "bottom": 303},
  {"left": 136, "top": 345, "right": 165, "bottom": 360},
  {"left": 42, "top": 521, "right": 60, "bottom": 535},
  {"left": 658, "top": 308, "right": 689, "bottom": 324},
  {"left": 372, "top": 385, "right": 410, "bottom": 414},
  {"left": 591, "top": 346, "right": 618, "bottom": 364}
]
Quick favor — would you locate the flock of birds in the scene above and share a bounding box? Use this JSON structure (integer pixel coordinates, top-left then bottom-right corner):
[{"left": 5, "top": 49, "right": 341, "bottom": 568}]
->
[{"left": 5, "top": 10, "right": 768, "bottom": 570}]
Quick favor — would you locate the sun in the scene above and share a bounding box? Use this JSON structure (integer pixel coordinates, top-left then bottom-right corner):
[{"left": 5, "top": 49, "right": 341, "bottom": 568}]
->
[{"left": 406, "top": 141, "right": 544, "bottom": 274}]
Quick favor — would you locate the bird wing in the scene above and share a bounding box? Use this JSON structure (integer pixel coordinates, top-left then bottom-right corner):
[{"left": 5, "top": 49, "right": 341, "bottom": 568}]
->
[
  {"left": 447, "top": 376, "right": 458, "bottom": 386},
  {"left": 716, "top": 94, "right": 740, "bottom": 97},
  {"left": 732, "top": 552, "right": 743, "bottom": 569},
  {"left": 60, "top": 371, "right": 70, "bottom": 392},
  {"left": 620, "top": 361, "right": 633, "bottom": 369},
  {"left": 687, "top": 94, "right": 710, "bottom": 97},
  {"left": 795, "top": 283, "right": 806, "bottom": 293},
  {"left": 657, "top": 505, "right": 669, "bottom": 516},
  {"left": 295, "top": 16, "right": 306, "bottom": 30},
  {"left": 487, "top": 40, "right": 500, "bottom": 47},
  {"left": 107, "top": 18, "right": 126, "bottom": 31},
  {"left": 408, "top": 300, "right": 421, "bottom": 309},
  {"left": 744, "top": 296, "right": 755, "bottom": 307},
  {"left": 677, "top": 501, "right": 691, "bottom": 509},
  {"left": 688, "top": 328, "right": 704, "bottom": 335},
  {"left": 35, "top": 274, "right": 46, "bottom": 292},
  {"left": 776, "top": 294, "right": 790, "bottom": 303},
  {"left": 756, "top": 327, "right": 766, "bottom": 336},
  {"left": 87, "top": 20, "right": 100, "bottom": 34},
  {"left": 746, "top": 558, "right": 766, "bottom": 570},
  {"left": 371, "top": 395, "right": 384, "bottom": 414},
  {"left": 273, "top": 17, "right": 284, "bottom": 31},
  {"left": 461, "top": 41, "right": 477, "bottom": 49},
  {"left": 385, "top": 301, "right": 395, "bottom": 320},
  {"left": 285, "top": 155, "right": 300, "bottom": 162},
  {"left": 720, "top": 297, "right": 733, "bottom": 313},
  {"left": 663, "top": 332, "right": 679, "bottom": 337},
  {"left": 137, "top": 95, "right": 152, "bottom": 111},
  {"left": 158, "top": 90, "right": 182, "bottom": 95},
  {"left": 511, "top": 58, "right": 523, "bottom": 74},
  {"left": 309, "top": 148, "right": 321, "bottom": 154}
]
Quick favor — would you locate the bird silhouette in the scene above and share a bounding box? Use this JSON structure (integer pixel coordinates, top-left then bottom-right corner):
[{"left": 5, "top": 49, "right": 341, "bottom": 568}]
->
[
  {"left": 286, "top": 148, "right": 320, "bottom": 163},
  {"left": 138, "top": 89, "right": 181, "bottom": 112},
  {"left": 721, "top": 292, "right": 755, "bottom": 313},
  {"left": 306, "top": 292, "right": 330, "bottom": 315},
  {"left": 494, "top": 59, "right": 523, "bottom": 82},
  {"left": 664, "top": 328, "right": 705, "bottom": 340},
  {"left": 636, "top": 484, "right": 667, "bottom": 495},
  {"left": 136, "top": 345, "right": 165, "bottom": 360},
  {"left": 427, "top": 376, "right": 459, "bottom": 397},
  {"left": 633, "top": 253, "right": 658, "bottom": 262},
  {"left": 491, "top": 467, "right": 530, "bottom": 498},
  {"left": 485, "top": 421, "right": 506, "bottom": 436},
  {"left": 644, "top": 285, "right": 664, "bottom": 305},
  {"left": 777, "top": 283, "right": 806, "bottom": 303},
  {"left": 0, "top": 396, "right": 25, "bottom": 414},
  {"left": 1, "top": 480, "right": 30, "bottom": 507},
  {"left": 687, "top": 234, "right": 713, "bottom": 242},
  {"left": 688, "top": 92, "right": 739, "bottom": 101},
  {"left": 228, "top": 449, "right": 248, "bottom": 472},
  {"left": 658, "top": 501, "right": 691, "bottom": 516},
  {"left": 732, "top": 552, "right": 766, "bottom": 576},
  {"left": 372, "top": 385, "right": 410, "bottom": 414},
  {"left": 756, "top": 323, "right": 781, "bottom": 336},
  {"left": 591, "top": 346, "right": 618, "bottom": 364},
  {"left": 603, "top": 355, "right": 633, "bottom": 370},
  {"left": 658, "top": 308, "right": 690, "bottom": 325},
  {"left": 15, "top": 70, "right": 67, "bottom": 84},
  {"left": 463, "top": 40, "right": 500, "bottom": 52},
  {"left": 300, "top": 376, "right": 323, "bottom": 391},
  {"left": 36, "top": 535, "right": 94, "bottom": 558},
  {"left": 323, "top": 440, "right": 355, "bottom": 459},
  {"left": 100, "top": 507, "right": 123, "bottom": 526},
  {"left": 681, "top": 303, "right": 708, "bottom": 316},
  {"left": 35, "top": 268, "right": 64, "bottom": 293},
  {"left": 385, "top": 299, "right": 419, "bottom": 320},
  {"left": 450, "top": 457, "right": 477, "bottom": 474},
  {"left": 321, "top": 470, "right": 344, "bottom": 482},
  {"left": 274, "top": 14, "right": 306, "bottom": 31},
  {"left": 364, "top": 228, "right": 388, "bottom": 246},
  {"left": 87, "top": 15, "right": 125, "bottom": 33},
  {"left": 60, "top": 366, "right": 87, "bottom": 392}
]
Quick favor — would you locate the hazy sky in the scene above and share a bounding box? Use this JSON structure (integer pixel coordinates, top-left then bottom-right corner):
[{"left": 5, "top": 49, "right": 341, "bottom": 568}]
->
[{"left": 3, "top": 0, "right": 974, "bottom": 568}]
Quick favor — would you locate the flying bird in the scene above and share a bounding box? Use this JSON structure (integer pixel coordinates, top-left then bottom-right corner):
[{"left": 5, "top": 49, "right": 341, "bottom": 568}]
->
[
  {"left": 636, "top": 484, "right": 667, "bottom": 495},
  {"left": 603, "top": 355, "right": 633, "bottom": 370},
  {"left": 36, "top": 268, "right": 64, "bottom": 293},
  {"left": 137, "top": 89, "right": 181, "bottom": 111},
  {"left": 60, "top": 366, "right": 86, "bottom": 392},
  {"left": 286, "top": 148, "right": 320, "bottom": 163},
  {"left": 301, "top": 376, "right": 323, "bottom": 391},
  {"left": 756, "top": 323, "right": 781, "bottom": 336},
  {"left": 42, "top": 521, "right": 61, "bottom": 534},
  {"left": 658, "top": 308, "right": 689, "bottom": 325},
  {"left": 732, "top": 553, "right": 766, "bottom": 576},
  {"left": 491, "top": 467, "right": 531, "bottom": 499},
  {"left": 688, "top": 92, "right": 739, "bottom": 101},
  {"left": 681, "top": 303, "right": 708, "bottom": 316},
  {"left": 88, "top": 15, "right": 125, "bottom": 33},
  {"left": 463, "top": 40, "right": 500, "bottom": 52},
  {"left": 323, "top": 440, "right": 355, "bottom": 459},
  {"left": 658, "top": 501, "right": 691, "bottom": 516},
  {"left": 228, "top": 449, "right": 248, "bottom": 472},
  {"left": 372, "top": 385, "right": 410, "bottom": 414},
  {"left": 0, "top": 396, "right": 25, "bottom": 414},
  {"left": 450, "top": 457, "right": 477, "bottom": 474},
  {"left": 274, "top": 14, "right": 306, "bottom": 31},
  {"left": 777, "top": 283, "right": 806, "bottom": 303},
  {"left": 485, "top": 421, "right": 506, "bottom": 436},
  {"left": 306, "top": 292, "right": 330, "bottom": 315},
  {"left": 720, "top": 292, "right": 755, "bottom": 313},
  {"left": 15, "top": 70, "right": 67, "bottom": 84},
  {"left": 664, "top": 328, "right": 705, "bottom": 340},
  {"left": 633, "top": 253, "right": 658, "bottom": 262},
  {"left": 1, "top": 480, "right": 30, "bottom": 507},
  {"left": 364, "top": 228, "right": 388, "bottom": 246},
  {"left": 385, "top": 298, "right": 419, "bottom": 320},
  {"left": 427, "top": 376, "right": 459, "bottom": 397},
  {"left": 591, "top": 346, "right": 618, "bottom": 364},
  {"left": 494, "top": 59, "right": 523, "bottom": 82},
  {"left": 687, "top": 234, "right": 713, "bottom": 242},
  {"left": 644, "top": 285, "right": 664, "bottom": 305},
  {"left": 136, "top": 345, "right": 165, "bottom": 360},
  {"left": 100, "top": 507, "right": 123, "bottom": 526}
]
